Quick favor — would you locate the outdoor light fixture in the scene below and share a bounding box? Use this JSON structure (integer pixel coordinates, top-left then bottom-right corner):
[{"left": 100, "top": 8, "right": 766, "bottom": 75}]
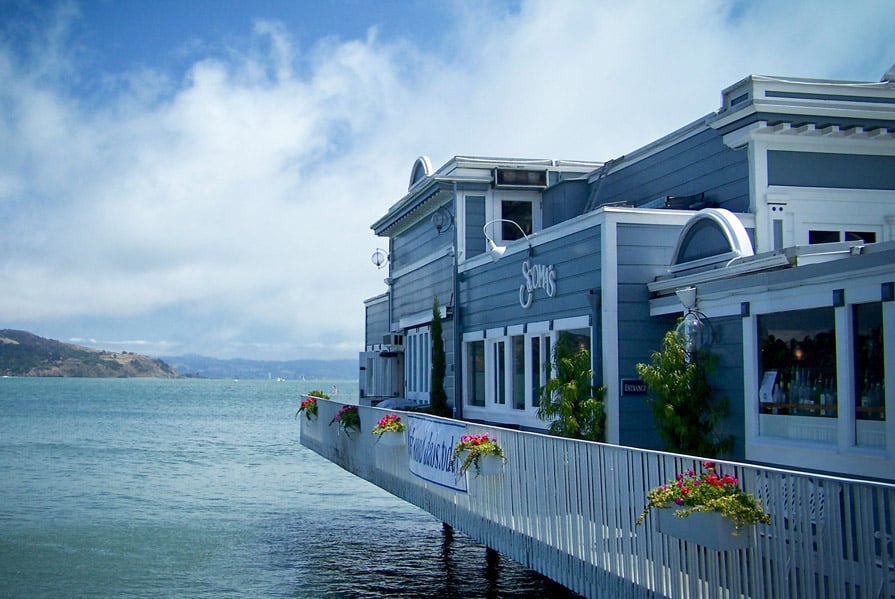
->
[
  {"left": 482, "top": 218, "right": 533, "bottom": 262},
  {"left": 431, "top": 207, "right": 453, "bottom": 233},
  {"left": 371, "top": 248, "right": 389, "bottom": 269},
  {"left": 675, "top": 286, "right": 697, "bottom": 311},
  {"left": 673, "top": 286, "right": 712, "bottom": 354}
]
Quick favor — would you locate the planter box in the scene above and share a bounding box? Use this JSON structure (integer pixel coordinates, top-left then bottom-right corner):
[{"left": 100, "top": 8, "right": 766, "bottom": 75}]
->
[
  {"left": 656, "top": 507, "right": 752, "bottom": 551},
  {"left": 468, "top": 453, "right": 504, "bottom": 476},
  {"left": 376, "top": 430, "right": 405, "bottom": 447}
]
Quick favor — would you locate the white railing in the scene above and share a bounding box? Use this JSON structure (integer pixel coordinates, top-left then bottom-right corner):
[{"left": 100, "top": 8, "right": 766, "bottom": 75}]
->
[{"left": 300, "top": 401, "right": 895, "bottom": 599}]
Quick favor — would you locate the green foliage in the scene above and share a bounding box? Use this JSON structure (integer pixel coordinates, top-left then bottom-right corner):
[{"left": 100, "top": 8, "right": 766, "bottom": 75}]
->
[
  {"left": 636, "top": 326, "right": 733, "bottom": 457},
  {"left": 537, "top": 334, "right": 605, "bottom": 442},
  {"left": 451, "top": 433, "right": 505, "bottom": 476},
  {"left": 330, "top": 405, "right": 361, "bottom": 436},
  {"left": 636, "top": 461, "right": 771, "bottom": 533},
  {"left": 306, "top": 390, "right": 331, "bottom": 400},
  {"left": 429, "top": 297, "right": 452, "bottom": 417}
]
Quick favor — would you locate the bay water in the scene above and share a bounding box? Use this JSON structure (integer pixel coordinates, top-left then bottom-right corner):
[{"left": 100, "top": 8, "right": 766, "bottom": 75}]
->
[{"left": 0, "top": 378, "right": 579, "bottom": 598}]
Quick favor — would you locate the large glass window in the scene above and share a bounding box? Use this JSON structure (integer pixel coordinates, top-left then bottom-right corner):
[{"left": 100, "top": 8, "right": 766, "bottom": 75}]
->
[
  {"left": 758, "top": 308, "right": 837, "bottom": 418},
  {"left": 530, "top": 336, "right": 549, "bottom": 408},
  {"left": 494, "top": 340, "right": 507, "bottom": 405},
  {"left": 512, "top": 336, "right": 525, "bottom": 410},
  {"left": 467, "top": 340, "right": 485, "bottom": 407},
  {"left": 855, "top": 302, "right": 885, "bottom": 422}
]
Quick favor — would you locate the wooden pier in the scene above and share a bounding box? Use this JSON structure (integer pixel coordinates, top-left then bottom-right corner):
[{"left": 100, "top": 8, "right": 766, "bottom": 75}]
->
[{"left": 301, "top": 401, "right": 895, "bottom": 598}]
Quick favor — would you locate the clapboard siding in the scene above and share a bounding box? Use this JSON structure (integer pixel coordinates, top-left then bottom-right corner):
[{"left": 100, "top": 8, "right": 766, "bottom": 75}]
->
[
  {"left": 615, "top": 224, "right": 684, "bottom": 449},
  {"left": 364, "top": 296, "right": 390, "bottom": 345},
  {"left": 598, "top": 127, "right": 750, "bottom": 212},
  {"left": 391, "top": 254, "right": 453, "bottom": 323},
  {"left": 460, "top": 227, "right": 601, "bottom": 332},
  {"left": 391, "top": 205, "right": 454, "bottom": 269}
]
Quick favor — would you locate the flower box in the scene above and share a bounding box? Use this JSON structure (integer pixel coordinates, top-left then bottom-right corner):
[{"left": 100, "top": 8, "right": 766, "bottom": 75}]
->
[
  {"left": 377, "top": 430, "right": 405, "bottom": 447},
  {"left": 371, "top": 414, "right": 405, "bottom": 446},
  {"left": 474, "top": 453, "right": 504, "bottom": 476},
  {"left": 656, "top": 505, "right": 752, "bottom": 551},
  {"left": 453, "top": 433, "right": 506, "bottom": 477}
]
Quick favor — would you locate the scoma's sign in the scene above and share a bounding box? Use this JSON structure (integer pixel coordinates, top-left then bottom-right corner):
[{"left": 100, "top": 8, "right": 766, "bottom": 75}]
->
[{"left": 519, "top": 260, "right": 556, "bottom": 308}]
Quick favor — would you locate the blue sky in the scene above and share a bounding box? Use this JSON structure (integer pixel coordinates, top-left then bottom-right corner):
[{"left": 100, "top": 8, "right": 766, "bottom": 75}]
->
[{"left": 1, "top": 0, "right": 893, "bottom": 361}]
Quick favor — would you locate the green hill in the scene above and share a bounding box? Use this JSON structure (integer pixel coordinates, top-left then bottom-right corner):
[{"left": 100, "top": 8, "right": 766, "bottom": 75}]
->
[{"left": 0, "top": 330, "right": 179, "bottom": 378}]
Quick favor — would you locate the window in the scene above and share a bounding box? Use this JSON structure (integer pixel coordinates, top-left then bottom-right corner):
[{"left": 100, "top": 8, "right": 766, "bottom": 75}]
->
[
  {"left": 809, "top": 230, "right": 877, "bottom": 244},
  {"left": 406, "top": 327, "right": 430, "bottom": 401},
  {"left": 493, "top": 340, "right": 507, "bottom": 405},
  {"left": 758, "top": 308, "right": 837, "bottom": 418},
  {"left": 512, "top": 336, "right": 525, "bottom": 410},
  {"left": 501, "top": 200, "right": 533, "bottom": 241},
  {"left": 855, "top": 303, "right": 885, "bottom": 422},
  {"left": 467, "top": 340, "right": 485, "bottom": 407},
  {"left": 530, "top": 335, "right": 551, "bottom": 408}
]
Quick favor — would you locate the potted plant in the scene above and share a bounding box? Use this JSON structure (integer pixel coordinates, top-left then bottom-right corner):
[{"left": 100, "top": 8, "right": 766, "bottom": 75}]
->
[
  {"left": 371, "top": 413, "right": 405, "bottom": 446},
  {"left": 537, "top": 333, "right": 605, "bottom": 441},
  {"left": 637, "top": 461, "right": 771, "bottom": 550},
  {"left": 295, "top": 396, "right": 319, "bottom": 421},
  {"left": 636, "top": 325, "right": 732, "bottom": 457},
  {"left": 296, "top": 389, "right": 330, "bottom": 422},
  {"left": 452, "top": 433, "right": 505, "bottom": 476},
  {"left": 330, "top": 404, "right": 361, "bottom": 437}
]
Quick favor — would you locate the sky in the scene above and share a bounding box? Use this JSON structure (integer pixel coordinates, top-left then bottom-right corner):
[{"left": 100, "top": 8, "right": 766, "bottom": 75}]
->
[{"left": 1, "top": 0, "right": 893, "bottom": 361}]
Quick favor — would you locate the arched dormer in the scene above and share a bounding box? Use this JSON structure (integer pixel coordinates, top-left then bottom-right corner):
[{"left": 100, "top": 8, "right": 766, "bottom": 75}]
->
[
  {"left": 408, "top": 156, "right": 434, "bottom": 191},
  {"left": 669, "top": 208, "right": 754, "bottom": 274}
]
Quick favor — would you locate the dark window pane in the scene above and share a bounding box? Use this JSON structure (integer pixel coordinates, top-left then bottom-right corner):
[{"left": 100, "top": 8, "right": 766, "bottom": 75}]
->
[
  {"left": 759, "top": 307, "right": 837, "bottom": 417},
  {"left": 501, "top": 201, "right": 532, "bottom": 240},
  {"left": 854, "top": 303, "right": 885, "bottom": 422},
  {"left": 809, "top": 230, "right": 840, "bottom": 244}
]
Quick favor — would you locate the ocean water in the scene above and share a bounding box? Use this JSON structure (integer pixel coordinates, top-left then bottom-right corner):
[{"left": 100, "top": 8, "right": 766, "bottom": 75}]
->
[{"left": 0, "top": 378, "right": 580, "bottom": 598}]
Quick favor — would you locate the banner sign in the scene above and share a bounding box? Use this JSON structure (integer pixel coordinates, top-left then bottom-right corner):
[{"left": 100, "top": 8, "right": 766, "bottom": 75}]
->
[{"left": 406, "top": 414, "right": 467, "bottom": 492}]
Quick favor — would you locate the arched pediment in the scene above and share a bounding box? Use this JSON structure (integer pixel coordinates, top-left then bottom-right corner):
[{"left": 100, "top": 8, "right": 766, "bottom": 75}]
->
[
  {"left": 408, "top": 156, "right": 434, "bottom": 191},
  {"left": 670, "top": 208, "right": 753, "bottom": 273}
]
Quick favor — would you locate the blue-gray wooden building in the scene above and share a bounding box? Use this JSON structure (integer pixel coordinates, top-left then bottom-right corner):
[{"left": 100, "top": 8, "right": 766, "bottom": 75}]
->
[{"left": 360, "top": 72, "right": 895, "bottom": 482}]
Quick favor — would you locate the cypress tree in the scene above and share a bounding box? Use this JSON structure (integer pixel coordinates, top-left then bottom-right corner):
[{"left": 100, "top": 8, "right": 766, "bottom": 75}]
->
[{"left": 429, "top": 296, "right": 451, "bottom": 417}]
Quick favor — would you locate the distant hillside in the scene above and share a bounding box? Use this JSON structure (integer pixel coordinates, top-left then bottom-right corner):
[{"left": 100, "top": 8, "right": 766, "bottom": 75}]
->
[
  {"left": 0, "top": 330, "right": 179, "bottom": 378},
  {"left": 161, "top": 354, "right": 356, "bottom": 380}
]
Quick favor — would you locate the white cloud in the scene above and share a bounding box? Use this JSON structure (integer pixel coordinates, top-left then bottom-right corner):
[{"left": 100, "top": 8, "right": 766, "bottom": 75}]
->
[{"left": 1, "top": 0, "right": 893, "bottom": 359}]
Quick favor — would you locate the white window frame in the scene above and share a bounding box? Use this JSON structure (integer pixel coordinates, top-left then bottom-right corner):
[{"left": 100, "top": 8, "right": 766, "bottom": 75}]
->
[
  {"left": 487, "top": 190, "right": 542, "bottom": 244},
  {"left": 742, "top": 278, "right": 895, "bottom": 480},
  {"left": 463, "top": 319, "right": 592, "bottom": 429},
  {"left": 405, "top": 326, "right": 430, "bottom": 403}
]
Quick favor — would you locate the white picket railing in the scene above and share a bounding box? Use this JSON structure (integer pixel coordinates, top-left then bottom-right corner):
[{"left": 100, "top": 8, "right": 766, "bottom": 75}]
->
[{"left": 300, "top": 401, "right": 895, "bottom": 599}]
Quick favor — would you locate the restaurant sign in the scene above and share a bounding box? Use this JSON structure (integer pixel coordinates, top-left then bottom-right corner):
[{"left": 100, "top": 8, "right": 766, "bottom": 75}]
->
[{"left": 519, "top": 260, "right": 556, "bottom": 308}]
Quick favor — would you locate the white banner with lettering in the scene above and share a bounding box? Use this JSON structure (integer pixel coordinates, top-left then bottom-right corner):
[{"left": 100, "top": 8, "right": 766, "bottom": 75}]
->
[{"left": 406, "top": 414, "right": 467, "bottom": 492}]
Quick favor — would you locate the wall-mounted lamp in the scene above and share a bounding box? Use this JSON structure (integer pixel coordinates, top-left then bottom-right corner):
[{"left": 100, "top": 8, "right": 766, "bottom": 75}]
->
[
  {"left": 673, "top": 286, "right": 713, "bottom": 355},
  {"left": 371, "top": 248, "right": 389, "bottom": 269},
  {"left": 675, "top": 286, "right": 697, "bottom": 311},
  {"left": 482, "top": 218, "right": 533, "bottom": 262},
  {"left": 431, "top": 207, "right": 453, "bottom": 233}
]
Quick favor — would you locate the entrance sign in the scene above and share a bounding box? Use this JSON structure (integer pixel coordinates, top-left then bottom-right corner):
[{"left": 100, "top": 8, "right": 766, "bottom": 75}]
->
[
  {"left": 519, "top": 260, "right": 556, "bottom": 308},
  {"left": 406, "top": 414, "right": 468, "bottom": 492}
]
